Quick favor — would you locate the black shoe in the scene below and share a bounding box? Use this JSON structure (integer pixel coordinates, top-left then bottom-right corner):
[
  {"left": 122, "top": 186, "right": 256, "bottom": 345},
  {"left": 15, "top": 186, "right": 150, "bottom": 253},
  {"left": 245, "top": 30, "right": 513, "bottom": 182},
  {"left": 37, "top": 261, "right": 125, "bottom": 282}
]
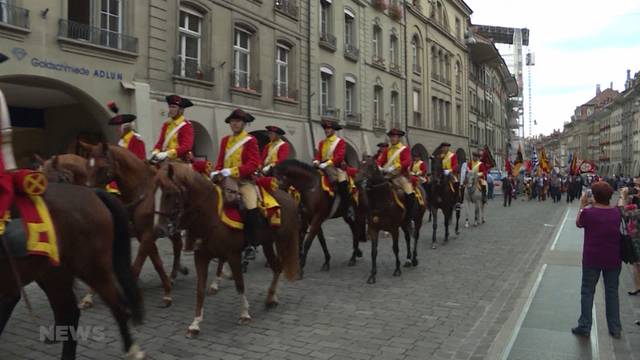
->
[
  {"left": 628, "top": 289, "right": 640, "bottom": 296},
  {"left": 571, "top": 327, "right": 590, "bottom": 337}
]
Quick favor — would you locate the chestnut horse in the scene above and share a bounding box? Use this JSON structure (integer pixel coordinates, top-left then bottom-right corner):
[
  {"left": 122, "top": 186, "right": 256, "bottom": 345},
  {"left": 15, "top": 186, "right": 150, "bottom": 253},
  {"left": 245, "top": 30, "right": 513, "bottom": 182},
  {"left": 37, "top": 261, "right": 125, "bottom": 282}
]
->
[
  {"left": 0, "top": 184, "right": 144, "bottom": 360},
  {"left": 38, "top": 154, "right": 88, "bottom": 185},
  {"left": 83, "top": 143, "right": 188, "bottom": 307},
  {"left": 355, "top": 157, "right": 427, "bottom": 284},
  {"left": 153, "top": 164, "right": 299, "bottom": 337},
  {"left": 273, "top": 160, "right": 366, "bottom": 276}
]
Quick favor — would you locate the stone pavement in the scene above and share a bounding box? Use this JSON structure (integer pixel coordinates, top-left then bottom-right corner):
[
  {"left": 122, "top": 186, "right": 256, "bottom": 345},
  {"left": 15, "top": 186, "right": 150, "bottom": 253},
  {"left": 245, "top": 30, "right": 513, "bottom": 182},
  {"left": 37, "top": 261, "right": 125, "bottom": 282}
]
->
[{"left": 1, "top": 197, "right": 586, "bottom": 360}]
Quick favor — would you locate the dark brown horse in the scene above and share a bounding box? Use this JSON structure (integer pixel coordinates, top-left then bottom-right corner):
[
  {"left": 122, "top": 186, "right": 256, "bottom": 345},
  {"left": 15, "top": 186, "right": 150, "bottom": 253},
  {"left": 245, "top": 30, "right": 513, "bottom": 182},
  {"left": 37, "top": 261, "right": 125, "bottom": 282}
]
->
[
  {"left": 425, "top": 157, "right": 461, "bottom": 248},
  {"left": 0, "top": 184, "right": 144, "bottom": 360},
  {"left": 273, "top": 160, "right": 366, "bottom": 276},
  {"left": 83, "top": 143, "right": 188, "bottom": 307},
  {"left": 355, "top": 157, "right": 427, "bottom": 284},
  {"left": 153, "top": 163, "right": 299, "bottom": 337}
]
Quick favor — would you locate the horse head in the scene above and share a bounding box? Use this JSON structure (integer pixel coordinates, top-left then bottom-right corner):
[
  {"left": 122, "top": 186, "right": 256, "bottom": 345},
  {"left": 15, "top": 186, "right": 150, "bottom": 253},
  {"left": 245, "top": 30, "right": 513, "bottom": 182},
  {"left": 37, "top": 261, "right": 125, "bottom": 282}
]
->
[
  {"left": 354, "top": 156, "right": 384, "bottom": 189},
  {"left": 153, "top": 163, "right": 189, "bottom": 238},
  {"left": 82, "top": 141, "right": 116, "bottom": 187},
  {"left": 430, "top": 155, "right": 444, "bottom": 186},
  {"left": 273, "top": 159, "right": 319, "bottom": 192}
]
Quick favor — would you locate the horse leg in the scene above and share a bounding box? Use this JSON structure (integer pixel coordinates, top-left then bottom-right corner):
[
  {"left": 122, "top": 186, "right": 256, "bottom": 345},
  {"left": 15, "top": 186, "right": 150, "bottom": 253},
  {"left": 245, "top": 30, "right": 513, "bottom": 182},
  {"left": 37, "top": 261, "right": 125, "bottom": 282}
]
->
[
  {"left": 444, "top": 210, "right": 450, "bottom": 243},
  {"left": 78, "top": 287, "right": 94, "bottom": 310},
  {"left": 431, "top": 209, "right": 438, "bottom": 249},
  {"left": 187, "top": 251, "right": 210, "bottom": 338},
  {"left": 208, "top": 260, "right": 224, "bottom": 295},
  {"left": 412, "top": 216, "right": 422, "bottom": 266},
  {"left": 455, "top": 202, "right": 461, "bottom": 235},
  {"left": 403, "top": 222, "right": 412, "bottom": 268},
  {"left": 347, "top": 217, "right": 363, "bottom": 266},
  {"left": 227, "top": 252, "right": 251, "bottom": 324},
  {"left": 317, "top": 227, "right": 331, "bottom": 271},
  {"left": 474, "top": 202, "right": 479, "bottom": 226},
  {"left": 367, "top": 227, "right": 379, "bottom": 284},
  {"left": 262, "top": 239, "right": 282, "bottom": 308},
  {"left": 169, "top": 232, "right": 188, "bottom": 280},
  {"left": 0, "top": 293, "right": 20, "bottom": 335},
  {"left": 140, "top": 235, "right": 173, "bottom": 307},
  {"left": 392, "top": 228, "right": 401, "bottom": 277},
  {"left": 299, "top": 218, "right": 322, "bottom": 278},
  {"left": 36, "top": 275, "right": 80, "bottom": 360}
]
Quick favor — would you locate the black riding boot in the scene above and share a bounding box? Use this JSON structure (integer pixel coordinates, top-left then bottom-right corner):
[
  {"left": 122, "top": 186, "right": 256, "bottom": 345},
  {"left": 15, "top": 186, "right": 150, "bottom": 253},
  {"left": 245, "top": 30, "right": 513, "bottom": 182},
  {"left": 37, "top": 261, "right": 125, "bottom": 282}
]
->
[
  {"left": 244, "top": 208, "right": 263, "bottom": 245},
  {"left": 404, "top": 193, "right": 416, "bottom": 221},
  {"left": 338, "top": 181, "right": 355, "bottom": 222}
]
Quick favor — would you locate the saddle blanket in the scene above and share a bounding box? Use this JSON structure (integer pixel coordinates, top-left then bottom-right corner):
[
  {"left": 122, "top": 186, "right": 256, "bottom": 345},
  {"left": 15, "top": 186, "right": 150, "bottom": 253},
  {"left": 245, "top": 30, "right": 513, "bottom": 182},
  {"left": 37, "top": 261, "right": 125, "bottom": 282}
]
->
[
  {"left": 319, "top": 172, "right": 359, "bottom": 205},
  {"left": 214, "top": 178, "right": 281, "bottom": 230},
  {"left": 1, "top": 178, "right": 59, "bottom": 266}
]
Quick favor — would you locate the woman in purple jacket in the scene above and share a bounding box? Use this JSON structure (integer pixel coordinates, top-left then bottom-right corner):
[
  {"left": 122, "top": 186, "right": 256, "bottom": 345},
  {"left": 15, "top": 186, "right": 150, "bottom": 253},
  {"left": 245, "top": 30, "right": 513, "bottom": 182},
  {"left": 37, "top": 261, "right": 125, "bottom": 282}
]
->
[{"left": 573, "top": 181, "right": 622, "bottom": 338}]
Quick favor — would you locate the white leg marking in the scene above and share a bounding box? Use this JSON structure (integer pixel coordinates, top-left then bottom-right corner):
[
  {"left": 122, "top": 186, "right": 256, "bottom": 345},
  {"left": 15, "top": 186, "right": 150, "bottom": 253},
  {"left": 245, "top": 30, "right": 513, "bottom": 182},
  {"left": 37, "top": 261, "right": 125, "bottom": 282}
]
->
[
  {"left": 239, "top": 294, "right": 251, "bottom": 321},
  {"left": 125, "top": 343, "right": 145, "bottom": 360},
  {"left": 153, "top": 187, "right": 162, "bottom": 228},
  {"left": 188, "top": 314, "right": 204, "bottom": 332}
]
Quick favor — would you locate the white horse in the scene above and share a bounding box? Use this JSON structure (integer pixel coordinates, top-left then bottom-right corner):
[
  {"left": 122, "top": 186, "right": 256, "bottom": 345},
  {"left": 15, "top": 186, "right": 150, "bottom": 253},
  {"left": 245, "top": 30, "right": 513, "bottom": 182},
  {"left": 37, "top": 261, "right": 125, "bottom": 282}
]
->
[{"left": 464, "top": 171, "right": 485, "bottom": 227}]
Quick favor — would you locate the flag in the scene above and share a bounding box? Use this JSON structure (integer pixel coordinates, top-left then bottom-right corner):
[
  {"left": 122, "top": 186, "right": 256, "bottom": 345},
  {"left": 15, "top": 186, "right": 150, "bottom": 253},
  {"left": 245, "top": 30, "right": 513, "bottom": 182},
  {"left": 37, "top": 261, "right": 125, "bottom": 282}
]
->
[
  {"left": 579, "top": 160, "right": 596, "bottom": 174},
  {"left": 482, "top": 145, "right": 496, "bottom": 169},
  {"left": 539, "top": 147, "right": 550, "bottom": 173},
  {"left": 513, "top": 144, "right": 523, "bottom": 177},
  {"left": 505, "top": 158, "right": 512, "bottom": 176},
  {"left": 569, "top": 152, "right": 577, "bottom": 175},
  {"left": 531, "top": 145, "right": 539, "bottom": 172}
]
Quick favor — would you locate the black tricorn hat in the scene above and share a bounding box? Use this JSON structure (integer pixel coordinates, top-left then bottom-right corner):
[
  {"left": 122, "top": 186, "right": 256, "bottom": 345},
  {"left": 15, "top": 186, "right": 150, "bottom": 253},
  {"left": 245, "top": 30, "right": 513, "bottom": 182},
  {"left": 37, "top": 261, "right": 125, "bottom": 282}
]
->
[
  {"left": 387, "top": 128, "right": 406, "bottom": 137},
  {"left": 377, "top": 142, "right": 389, "bottom": 148},
  {"left": 225, "top": 108, "right": 255, "bottom": 123},
  {"left": 108, "top": 114, "right": 137, "bottom": 125},
  {"left": 165, "top": 94, "right": 193, "bottom": 108},
  {"left": 321, "top": 119, "right": 342, "bottom": 130},
  {"left": 0, "top": 53, "right": 8, "bottom": 64},
  {"left": 265, "top": 125, "right": 285, "bottom": 135},
  {"left": 439, "top": 142, "right": 452, "bottom": 147}
]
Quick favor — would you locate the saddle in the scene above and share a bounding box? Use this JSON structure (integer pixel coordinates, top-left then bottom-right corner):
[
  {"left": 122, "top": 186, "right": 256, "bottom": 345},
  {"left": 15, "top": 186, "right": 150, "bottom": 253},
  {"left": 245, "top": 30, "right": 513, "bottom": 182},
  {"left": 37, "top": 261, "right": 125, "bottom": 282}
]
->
[{"left": 215, "top": 177, "right": 282, "bottom": 230}]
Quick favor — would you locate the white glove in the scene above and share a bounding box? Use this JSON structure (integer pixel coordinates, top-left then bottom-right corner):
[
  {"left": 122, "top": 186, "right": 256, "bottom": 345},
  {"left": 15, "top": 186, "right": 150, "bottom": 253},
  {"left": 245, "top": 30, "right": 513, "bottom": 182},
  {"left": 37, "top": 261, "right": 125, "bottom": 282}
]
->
[
  {"left": 220, "top": 168, "right": 232, "bottom": 177},
  {"left": 262, "top": 164, "right": 272, "bottom": 173},
  {"left": 385, "top": 166, "right": 395, "bottom": 174},
  {"left": 210, "top": 171, "right": 220, "bottom": 179},
  {"left": 154, "top": 152, "right": 168, "bottom": 161},
  {"left": 319, "top": 162, "right": 329, "bottom": 169},
  {"left": 313, "top": 160, "right": 320, "bottom": 167},
  {"left": 443, "top": 169, "right": 451, "bottom": 176}
]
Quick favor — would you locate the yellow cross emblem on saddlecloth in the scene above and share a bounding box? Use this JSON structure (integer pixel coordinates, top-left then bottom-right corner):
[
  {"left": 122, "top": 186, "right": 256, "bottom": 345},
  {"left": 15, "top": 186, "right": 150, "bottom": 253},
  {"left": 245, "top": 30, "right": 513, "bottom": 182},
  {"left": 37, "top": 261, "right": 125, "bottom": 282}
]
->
[{"left": 24, "top": 173, "right": 47, "bottom": 195}]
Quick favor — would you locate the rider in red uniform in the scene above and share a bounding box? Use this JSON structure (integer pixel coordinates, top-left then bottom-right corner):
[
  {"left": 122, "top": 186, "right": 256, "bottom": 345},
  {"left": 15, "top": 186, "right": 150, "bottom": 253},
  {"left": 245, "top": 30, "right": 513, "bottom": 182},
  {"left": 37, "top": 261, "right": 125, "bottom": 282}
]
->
[{"left": 0, "top": 52, "right": 13, "bottom": 234}]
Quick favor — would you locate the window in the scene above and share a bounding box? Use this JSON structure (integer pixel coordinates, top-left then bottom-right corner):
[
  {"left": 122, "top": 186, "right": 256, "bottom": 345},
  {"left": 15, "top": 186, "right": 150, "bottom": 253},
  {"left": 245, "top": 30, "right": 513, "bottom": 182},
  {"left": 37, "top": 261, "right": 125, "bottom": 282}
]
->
[
  {"left": 373, "top": 26, "right": 382, "bottom": 60},
  {"left": 320, "top": 67, "right": 334, "bottom": 115},
  {"left": 345, "top": 80, "right": 355, "bottom": 116},
  {"left": 411, "top": 36, "right": 420, "bottom": 73},
  {"left": 445, "top": 55, "right": 450, "bottom": 83},
  {"left": 413, "top": 90, "right": 422, "bottom": 127},
  {"left": 100, "top": 0, "right": 122, "bottom": 47},
  {"left": 431, "top": 47, "right": 437, "bottom": 77},
  {"left": 390, "top": 35, "right": 398, "bottom": 66},
  {"left": 345, "top": 10, "right": 355, "bottom": 46},
  {"left": 320, "top": 0, "right": 331, "bottom": 36},
  {"left": 439, "top": 51, "right": 444, "bottom": 80},
  {"left": 0, "top": 0, "right": 8, "bottom": 23},
  {"left": 455, "top": 17, "right": 461, "bottom": 40},
  {"left": 178, "top": 7, "right": 202, "bottom": 78},
  {"left": 233, "top": 28, "right": 251, "bottom": 88},
  {"left": 275, "top": 45, "right": 289, "bottom": 97},
  {"left": 432, "top": 97, "right": 438, "bottom": 128},
  {"left": 391, "top": 91, "right": 399, "bottom": 125},
  {"left": 374, "top": 86, "right": 383, "bottom": 124},
  {"left": 455, "top": 61, "right": 461, "bottom": 89}
]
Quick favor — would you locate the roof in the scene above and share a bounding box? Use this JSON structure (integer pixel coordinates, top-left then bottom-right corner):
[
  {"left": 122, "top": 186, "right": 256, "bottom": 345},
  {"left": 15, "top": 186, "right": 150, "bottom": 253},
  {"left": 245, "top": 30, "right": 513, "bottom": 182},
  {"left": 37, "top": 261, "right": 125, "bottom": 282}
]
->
[{"left": 585, "top": 88, "right": 619, "bottom": 106}]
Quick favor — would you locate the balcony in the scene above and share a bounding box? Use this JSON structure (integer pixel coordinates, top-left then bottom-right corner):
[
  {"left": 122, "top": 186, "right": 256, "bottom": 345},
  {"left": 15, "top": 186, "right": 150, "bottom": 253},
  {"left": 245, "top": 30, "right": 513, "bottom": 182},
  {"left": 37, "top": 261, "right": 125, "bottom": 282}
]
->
[
  {"left": 344, "top": 43, "right": 360, "bottom": 62},
  {"left": 320, "top": 107, "right": 340, "bottom": 120},
  {"left": 413, "top": 63, "right": 422, "bottom": 75},
  {"left": 273, "top": 82, "right": 298, "bottom": 103},
  {"left": 172, "top": 57, "right": 214, "bottom": 83},
  {"left": 413, "top": 112, "right": 423, "bottom": 127},
  {"left": 58, "top": 19, "right": 138, "bottom": 53},
  {"left": 319, "top": 32, "right": 337, "bottom": 52},
  {"left": 274, "top": 0, "right": 299, "bottom": 20},
  {"left": 389, "top": 63, "right": 402, "bottom": 76},
  {"left": 371, "top": 55, "right": 385, "bottom": 70},
  {"left": 231, "top": 70, "right": 262, "bottom": 94},
  {"left": 0, "top": 3, "right": 29, "bottom": 31},
  {"left": 344, "top": 112, "right": 362, "bottom": 128}
]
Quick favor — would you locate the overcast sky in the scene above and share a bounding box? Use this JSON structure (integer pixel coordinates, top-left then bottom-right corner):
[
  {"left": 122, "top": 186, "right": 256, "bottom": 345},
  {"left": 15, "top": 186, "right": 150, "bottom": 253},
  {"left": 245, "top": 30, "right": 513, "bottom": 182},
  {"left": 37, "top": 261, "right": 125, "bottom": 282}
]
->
[{"left": 464, "top": 0, "right": 640, "bottom": 136}]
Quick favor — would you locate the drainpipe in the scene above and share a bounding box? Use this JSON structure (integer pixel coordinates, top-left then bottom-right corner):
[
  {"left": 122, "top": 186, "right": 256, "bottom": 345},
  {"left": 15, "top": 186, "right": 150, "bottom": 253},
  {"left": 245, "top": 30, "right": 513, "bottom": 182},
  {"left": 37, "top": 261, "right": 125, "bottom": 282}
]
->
[
  {"left": 306, "top": 0, "right": 316, "bottom": 157},
  {"left": 403, "top": 1, "right": 410, "bottom": 148}
]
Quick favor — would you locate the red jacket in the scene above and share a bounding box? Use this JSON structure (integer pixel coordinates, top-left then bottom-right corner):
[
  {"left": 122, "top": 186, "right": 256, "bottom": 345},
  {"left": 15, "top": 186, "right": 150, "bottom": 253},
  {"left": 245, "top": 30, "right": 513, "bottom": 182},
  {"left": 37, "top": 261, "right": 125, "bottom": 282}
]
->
[
  {"left": 261, "top": 140, "right": 290, "bottom": 165},
  {"left": 0, "top": 155, "right": 13, "bottom": 219},
  {"left": 215, "top": 134, "right": 260, "bottom": 179},
  {"left": 153, "top": 119, "right": 194, "bottom": 160},
  {"left": 411, "top": 160, "right": 427, "bottom": 176},
  {"left": 314, "top": 136, "right": 346, "bottom": 167},
  {"left": 120, "top": 132, "right": 146, "bottom": 160},
  {"left": 376, "top": 145, "right": 411, "bottom": 174}
]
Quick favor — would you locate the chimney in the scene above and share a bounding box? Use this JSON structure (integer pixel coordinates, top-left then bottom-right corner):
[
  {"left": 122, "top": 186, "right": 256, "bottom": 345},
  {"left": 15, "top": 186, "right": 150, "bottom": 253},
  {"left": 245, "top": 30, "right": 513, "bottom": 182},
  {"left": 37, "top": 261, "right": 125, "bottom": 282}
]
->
[
  {"left": 610, "top": 81, "right": 613, "bottom": 89},
  {"left": 596, "top": 84, "right": 601, "bottom": 96},
  {"left": 628, "top": 69, "right": 632, "bottom": 81}
]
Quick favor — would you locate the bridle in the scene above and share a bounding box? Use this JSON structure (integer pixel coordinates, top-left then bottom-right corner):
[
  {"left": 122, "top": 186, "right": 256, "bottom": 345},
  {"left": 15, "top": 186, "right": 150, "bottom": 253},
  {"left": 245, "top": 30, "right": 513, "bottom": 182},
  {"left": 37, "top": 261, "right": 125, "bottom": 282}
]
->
[{"left": 154, "top": 176, "right": 187, "bottom": 235}]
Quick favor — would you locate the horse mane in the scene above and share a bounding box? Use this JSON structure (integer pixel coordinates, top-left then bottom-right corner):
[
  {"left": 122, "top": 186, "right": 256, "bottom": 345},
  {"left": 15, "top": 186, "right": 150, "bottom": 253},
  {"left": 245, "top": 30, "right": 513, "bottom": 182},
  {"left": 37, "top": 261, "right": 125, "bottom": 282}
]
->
[
  {"left": 275, "top": 159, "right": 318, "bottom": 174},
  {"left": 43, "top": 154, "right": 88, "bottom": 185}
]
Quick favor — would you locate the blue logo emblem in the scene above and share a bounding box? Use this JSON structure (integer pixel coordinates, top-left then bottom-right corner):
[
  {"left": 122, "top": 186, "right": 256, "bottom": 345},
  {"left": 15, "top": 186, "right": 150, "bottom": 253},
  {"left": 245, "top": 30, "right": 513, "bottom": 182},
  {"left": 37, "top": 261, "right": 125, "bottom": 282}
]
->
[{"left": 11, "top": 47, "right": 27, "bottom": 61}]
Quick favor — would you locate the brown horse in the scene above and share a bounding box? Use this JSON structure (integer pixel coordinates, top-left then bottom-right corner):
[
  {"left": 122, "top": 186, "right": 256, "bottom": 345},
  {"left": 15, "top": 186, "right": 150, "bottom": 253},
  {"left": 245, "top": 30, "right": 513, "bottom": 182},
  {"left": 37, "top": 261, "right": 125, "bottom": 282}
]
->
[
  {"left": 425, "top": 157, "right": 461, "bottom": 248},
  {"left": 273, "top": 159, "right": 366, "bottom": 276},
  {"left": 37, "top": 154, "right": 89, "bottom": 185},
  {"left": 83, "top": 143, "right": 188, "bottom": 307},
  {"left": 355, "top": 157, "right": 427, "bottom": 284},
  {"left": 0, "top": 184, "right": 145, "bottom": 360},
  {"left": 153, "top": 163, "right": 299, "bottom": 337}
]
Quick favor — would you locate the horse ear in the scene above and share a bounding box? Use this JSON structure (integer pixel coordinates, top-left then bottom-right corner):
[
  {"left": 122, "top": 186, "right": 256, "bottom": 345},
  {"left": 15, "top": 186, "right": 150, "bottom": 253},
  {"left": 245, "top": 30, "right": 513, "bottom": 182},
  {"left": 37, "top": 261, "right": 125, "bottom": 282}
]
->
[
  {"left": 77, "top": 140, "right": 95, "bottom": 153},
  {"left": 167, "top": 164, "right": 174, "bottom": 179},
  {"left": 33, "top": 154, "right": 44, "bottom": 166},
  {"left": 101, "top": 142, "right": 109, "bottom": 155},
  {"left": 52, "top": 155, "right": 59, "bottom": 169}
]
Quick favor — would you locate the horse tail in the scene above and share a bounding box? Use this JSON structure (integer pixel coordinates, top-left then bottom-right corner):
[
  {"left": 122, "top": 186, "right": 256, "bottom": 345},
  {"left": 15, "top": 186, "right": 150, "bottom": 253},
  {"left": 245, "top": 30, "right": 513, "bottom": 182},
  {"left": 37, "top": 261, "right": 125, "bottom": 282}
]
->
[
  {"left": 94, "top": 189, "right": 144, "bottom": 325},
  {"left": 274, "top": 191, "right": 300, "bottom": 281}
]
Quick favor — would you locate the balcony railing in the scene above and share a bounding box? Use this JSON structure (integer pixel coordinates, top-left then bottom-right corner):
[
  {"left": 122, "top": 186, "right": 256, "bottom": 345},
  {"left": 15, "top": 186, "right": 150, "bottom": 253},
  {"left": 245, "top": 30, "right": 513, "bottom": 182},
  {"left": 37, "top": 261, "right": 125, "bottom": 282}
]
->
[
  {"left": 413, "top": 112, "right": 423, "bottom": 127},
  {"left": 231, "top": 70, "right": 262, "bottom": 93},
  {"left": 0, "top": 3, "right": 29, "bottom": 29},
  {"left": 344, "top": 112, "right": 362, "bottom": 127},
  {"left": 344, "top": 43, "right": 359, "bottom": 62},
  {"left": 273, "top": 82, "right": 297, "bottom": 100},
  {"left": 389, "top": 63, "right": 401, "bottom": 75},
  {"left": 58, "top": 19, "right": 138, "bottom": 53},
  {"left": 413, "top": 63, "right": 422, "bottom": 74},
  {"left": 274, "top": 0, "right": 298, "bottom": 20},
  {"left": 319, "top": 32, "right": 337, "bottom": 52},
  {"left": 320, "top": 107, "right": 340, "bottom": 120},
  {"left": 173, "top": 57, "right": 214, "bottom": 83}
]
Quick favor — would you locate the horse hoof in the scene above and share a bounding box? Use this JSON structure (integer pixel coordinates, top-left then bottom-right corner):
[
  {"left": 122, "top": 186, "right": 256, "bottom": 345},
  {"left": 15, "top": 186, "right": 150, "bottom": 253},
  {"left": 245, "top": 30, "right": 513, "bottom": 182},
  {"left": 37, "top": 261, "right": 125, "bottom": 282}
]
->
[
  {"left": 366, "top": 276, "right": 376, "bottom": 284},
  {"left": 208, "top": 286, "right": 219, "bottom": 296},
  {"left": 431, "top": 244, "right": 437, "bottom": 249},
  {"left": 264, "top": 262, "right": 270, "bottom": 268},
  {"left": 355, "top": 249, "right": 363, "bottom": 258},
  {"left": 186, "top": 329, "right": 200, "bottom": 339},
  {"left": 180, "top": 266, "right": 189, "bottom": 275},
  {"left": 393, "top": 269, "right": 402, "bottom": 277},
  {"left": 158, "top": 297, "right": 172, "bottom": 308},
  {"left": 265, "top": 300, "right": 279, "bottom": 309},
  {"left": 320, "top": 263, "right": 330, "bottom": 272},
  {"left": 238, "top": 316, "right": 252, "bottom": 325},
  {"left": 125, "top": 343, "right": 146, "bottom": 360},
  {"left": 347, "top": 259, "right": 356, "bottom": 267},
  {"left": 464, "top": 223, "right": 469, "bottom": 228},
  {"left": 404, "top": 260, "right": 412, "bottom": 268},
  {"left": 412, "top": 258, "right": 418, "bottom": 267},
  {"left": 170, "top": 272, "right": 178, "bottom": 280}
]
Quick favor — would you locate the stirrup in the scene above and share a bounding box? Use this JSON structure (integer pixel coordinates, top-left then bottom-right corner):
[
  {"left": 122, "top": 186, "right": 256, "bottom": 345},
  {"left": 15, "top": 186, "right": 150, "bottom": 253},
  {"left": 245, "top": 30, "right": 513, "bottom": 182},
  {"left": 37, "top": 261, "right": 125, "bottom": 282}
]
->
[{"left": 244, "top": 246, "right": 257, "bottom": 261}]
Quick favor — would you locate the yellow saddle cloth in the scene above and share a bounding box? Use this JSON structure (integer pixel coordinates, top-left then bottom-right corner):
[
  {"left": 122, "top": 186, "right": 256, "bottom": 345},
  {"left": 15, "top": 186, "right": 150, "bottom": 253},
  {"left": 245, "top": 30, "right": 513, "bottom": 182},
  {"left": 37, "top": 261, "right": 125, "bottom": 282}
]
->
[
  {"left": 319, "top": 172, "right": 359, "bottom": 206},
  {"left": 214, "top": 179, "right": 282, "bottom": 230}
]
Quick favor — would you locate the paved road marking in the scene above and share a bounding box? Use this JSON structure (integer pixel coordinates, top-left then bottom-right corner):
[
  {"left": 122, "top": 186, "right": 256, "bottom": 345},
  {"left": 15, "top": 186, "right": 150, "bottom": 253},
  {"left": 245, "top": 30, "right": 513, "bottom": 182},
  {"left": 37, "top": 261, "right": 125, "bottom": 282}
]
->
[
  {"left": 550, "top": 207, "right": 570, "bottom": 251},
  {"left": 501, "top": 263, "right": 547, "bottom": 360}
]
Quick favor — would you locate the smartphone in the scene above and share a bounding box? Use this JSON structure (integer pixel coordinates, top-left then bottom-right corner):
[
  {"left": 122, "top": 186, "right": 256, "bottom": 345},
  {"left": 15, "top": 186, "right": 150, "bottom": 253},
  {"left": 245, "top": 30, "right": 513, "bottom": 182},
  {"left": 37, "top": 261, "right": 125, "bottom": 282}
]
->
[{"left": 586, "top": 189, "right": 593, "bottom": 201}]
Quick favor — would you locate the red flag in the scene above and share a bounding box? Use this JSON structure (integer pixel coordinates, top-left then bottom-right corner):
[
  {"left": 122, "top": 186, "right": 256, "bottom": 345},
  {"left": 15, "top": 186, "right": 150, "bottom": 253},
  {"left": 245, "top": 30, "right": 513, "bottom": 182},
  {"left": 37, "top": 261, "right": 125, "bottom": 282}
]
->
[{"left": 505, "top": 159, "right": 512, "bottom": 175}]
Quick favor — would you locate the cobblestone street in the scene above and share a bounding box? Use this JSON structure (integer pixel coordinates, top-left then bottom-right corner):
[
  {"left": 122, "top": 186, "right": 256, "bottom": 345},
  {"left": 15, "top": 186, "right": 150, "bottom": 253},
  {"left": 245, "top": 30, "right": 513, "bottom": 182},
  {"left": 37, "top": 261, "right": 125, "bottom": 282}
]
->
[{"left": 0, "top": 197, "right": 574, "bottom": 360}]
